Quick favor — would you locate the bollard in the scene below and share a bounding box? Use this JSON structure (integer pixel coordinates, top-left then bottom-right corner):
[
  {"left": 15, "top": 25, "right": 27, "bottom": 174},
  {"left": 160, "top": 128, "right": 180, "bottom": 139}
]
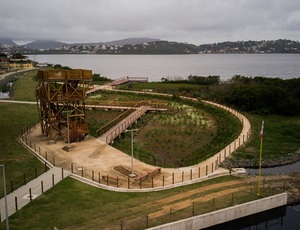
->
[
  {"left": 163, "top": 175, "right": 165, "bottom": 186},
  {"left": 198, "top": 167, "right": 200, "bottom": 178},
  {"left": 190, "top": 169, "right": 192, "bottom": 180},
  {"left": 117, "top": 177, "right": 119, "bottom": 188},
  {"left": 140, "top": 178, "right": 142, "bottom": 189},
  {"left": 106, "top": 175, "right": 109, "bottom": 186},
  {"left": 81, "top": 168, "right": 84, "bottom": 177},
  {"left": 152, "top": 177, "right": 154, "bottom": 188},
  {"left": 98, "top": 172, "right": 101, "bottom": 183},
  {"left": 52, "top": 174, "right": 55, "bottom": 186},
  {"left": 206, "top": 165, "right": 208, "bottom": 176},
  {"left": 45, "top": 151, "right": 48, "bottom": 160},
  {"left": 182, "top": 171, "right": 184, "bottom": 182},
  {"left": 61, "top": 168, "right": 64, "bottom": 179},
  {"left": 71, "top": 163, "right": 73, "bottom": 173},
  {"left": 128, "top": 177, "right": 130, "bottom": 189},
  {"left": 92, "top": 170, "right": 94, "bottom": 181},
  {"left": 172, "top": 173, "right": 174, "bottom": 184}
]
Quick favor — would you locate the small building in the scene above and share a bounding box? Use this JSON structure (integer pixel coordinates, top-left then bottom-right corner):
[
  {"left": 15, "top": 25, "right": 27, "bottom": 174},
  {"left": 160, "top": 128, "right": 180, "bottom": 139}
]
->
[{"left": 8, "top": 53, "right": 33, "bottom": 70}]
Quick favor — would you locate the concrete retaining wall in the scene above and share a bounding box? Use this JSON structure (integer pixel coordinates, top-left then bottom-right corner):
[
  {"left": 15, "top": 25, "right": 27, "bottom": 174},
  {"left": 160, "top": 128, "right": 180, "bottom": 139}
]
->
[{"left": 148, "top": 193, "right": 287, "bottom": 230}]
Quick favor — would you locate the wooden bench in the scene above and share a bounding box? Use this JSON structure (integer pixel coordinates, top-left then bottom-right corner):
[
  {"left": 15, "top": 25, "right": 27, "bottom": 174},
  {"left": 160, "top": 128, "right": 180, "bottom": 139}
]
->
[
  {"left": 102, "top": 175, "right": 119, "bottom": 185},
  {"left": 134, "top": 167, "right": 161, "bottom": 182},
  {"left": 148, "top": 167, "right": 161, "bottom": 177}
]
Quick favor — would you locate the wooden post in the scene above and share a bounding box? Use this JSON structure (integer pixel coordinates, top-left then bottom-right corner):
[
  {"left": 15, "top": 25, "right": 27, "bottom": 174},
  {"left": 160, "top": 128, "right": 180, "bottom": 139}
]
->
[
  {"left": 163, "top": 175, "right": 165, "bottom": 186},
  {"left": 198, "top": 167, "right": 200, "bottom": 178},
  {"left": 41, "top": 181, "right": 44, "bottom": 194},
  {"left": 152, "top": 177, "right": 154, "bottom": 188},
  {"left": 182, "top": 171, "right": 184, "bottom": 182},
  {"left": 15, "top": 196, "right": 18, "bottom": 211},
  {"left": 92, "top": 170, "right": 94, "bottom": 181},
  {"left": 106, "top": 175, "right": 109, "bottom": 186},
  {"left": 128, "top": 177, "right": 130, "bottom": 189},
  {"left": 192, "top": 202, "right": 195, "bottom": 217},
  {"left": 172, "top": 173, "right": 174, "bottom": 184},
  {"left": 140, "top": 178, "right": 142, "bottom": 189},
  {"left": 52, "top": 174, "right": 55, "bottom": 186},
  {"left": 71, "top": 163, "right": 73, "bottom": 173},
  {"left": 99, "top": 172, "right": 101, "bottom": 183},
  {"left": 81, "top": 168, "right": 84, "bottom": 177},
  {"left": 117, "top": 177, "right": 119, "bottom": 188},
  {"left": 61, "top": 168, "right": 64, "bottom": 179},
  {"left": 29, "top": 188, "right": 32, "bottom": 202},
  {"left": 206, "top": 165, "right": 208, "bottom": 176},
  {"left": 190, "top": 169, "right": 192, "bottom": 180}
]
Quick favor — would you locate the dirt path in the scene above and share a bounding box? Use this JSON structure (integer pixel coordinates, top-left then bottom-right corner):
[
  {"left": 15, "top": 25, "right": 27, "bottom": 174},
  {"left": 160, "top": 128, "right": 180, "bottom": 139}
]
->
[{"left": 149, "top": 185, "right": 253, "bottom": 218}]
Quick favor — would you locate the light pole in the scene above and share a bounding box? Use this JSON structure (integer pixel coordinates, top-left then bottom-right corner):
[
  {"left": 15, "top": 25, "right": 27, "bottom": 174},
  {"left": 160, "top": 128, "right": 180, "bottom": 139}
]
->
[
  {"left": 0, "top": 164, "right": 9, "bottom": 230},
  {"left": 125, "top": 129, "right": 138, "bottom": 177}
]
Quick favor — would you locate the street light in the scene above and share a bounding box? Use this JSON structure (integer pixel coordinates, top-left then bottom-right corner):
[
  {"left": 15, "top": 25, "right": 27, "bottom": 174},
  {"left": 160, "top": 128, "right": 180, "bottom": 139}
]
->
[
  {"left": 0, "top": 164, "right": 9, "bottom": 230},
  {"left": 125, "top": 129, "right": 138, "bottom": 177}
]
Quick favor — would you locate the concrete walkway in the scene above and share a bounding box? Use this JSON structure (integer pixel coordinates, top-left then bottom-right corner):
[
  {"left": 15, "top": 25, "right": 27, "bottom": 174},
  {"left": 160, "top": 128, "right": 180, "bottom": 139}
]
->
[{"left": 0, "top": 167, "right": 70, "bottom": 222}]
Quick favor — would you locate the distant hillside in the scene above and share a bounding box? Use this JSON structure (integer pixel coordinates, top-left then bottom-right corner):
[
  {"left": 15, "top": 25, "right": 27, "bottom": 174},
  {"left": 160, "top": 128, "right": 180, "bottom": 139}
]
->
[
  {"left": 104, "top": 38, "right": 161, "bottom": 46},
  {"left": 23, "top": 39, "right": 67, "bottom": 49},
  {"left": 0, "top": 38, "right": 17, "bottom": 46}
]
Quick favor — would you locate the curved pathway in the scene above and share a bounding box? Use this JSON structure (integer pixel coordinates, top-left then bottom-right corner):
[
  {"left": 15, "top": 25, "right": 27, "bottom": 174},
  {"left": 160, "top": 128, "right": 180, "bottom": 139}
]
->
[{"left": 16, "top": 93, "right": 251, "bottom": 193}]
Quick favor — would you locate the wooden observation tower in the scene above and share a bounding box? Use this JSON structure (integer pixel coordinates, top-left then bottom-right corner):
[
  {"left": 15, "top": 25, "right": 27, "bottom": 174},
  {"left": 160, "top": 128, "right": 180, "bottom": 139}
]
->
[{"left": 36, "top": 69, "right": 93, "bottom": 143}]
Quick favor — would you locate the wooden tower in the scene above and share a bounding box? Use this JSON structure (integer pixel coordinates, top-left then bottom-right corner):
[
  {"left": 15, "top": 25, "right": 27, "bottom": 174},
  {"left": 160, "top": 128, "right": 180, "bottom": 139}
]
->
[{"left": 36, "top": 69, "right": 93, "bottom": 143}]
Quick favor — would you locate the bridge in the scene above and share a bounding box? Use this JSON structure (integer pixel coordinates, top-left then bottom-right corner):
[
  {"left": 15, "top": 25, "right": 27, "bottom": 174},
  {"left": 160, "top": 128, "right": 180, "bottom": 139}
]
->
[{"left": 108, "top": 76, "right": 148, "bottom": 86}]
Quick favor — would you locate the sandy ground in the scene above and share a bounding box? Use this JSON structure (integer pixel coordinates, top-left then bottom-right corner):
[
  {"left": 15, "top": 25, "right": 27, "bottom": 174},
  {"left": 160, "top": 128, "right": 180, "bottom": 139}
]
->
[{"left": 24, "top": 125, "right": 231, "bottom": 189}]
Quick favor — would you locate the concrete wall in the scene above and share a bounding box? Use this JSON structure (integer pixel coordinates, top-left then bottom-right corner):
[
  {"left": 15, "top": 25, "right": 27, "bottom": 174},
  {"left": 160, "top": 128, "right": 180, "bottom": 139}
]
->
[{"left": 147, "top": 193, "right": 287, "bottom": 230}]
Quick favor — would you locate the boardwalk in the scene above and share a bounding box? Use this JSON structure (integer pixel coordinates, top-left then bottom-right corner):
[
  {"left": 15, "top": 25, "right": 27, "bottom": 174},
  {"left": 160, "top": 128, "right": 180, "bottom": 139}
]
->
[{"left": 97, "top": 106, "right": 150, "bottom": 144}]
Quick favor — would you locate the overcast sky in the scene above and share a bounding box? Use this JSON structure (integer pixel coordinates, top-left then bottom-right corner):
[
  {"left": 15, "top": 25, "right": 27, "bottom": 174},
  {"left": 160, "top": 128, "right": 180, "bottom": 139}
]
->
[{"left": 1, "top": 0, "right": 299, "bottom": 45}]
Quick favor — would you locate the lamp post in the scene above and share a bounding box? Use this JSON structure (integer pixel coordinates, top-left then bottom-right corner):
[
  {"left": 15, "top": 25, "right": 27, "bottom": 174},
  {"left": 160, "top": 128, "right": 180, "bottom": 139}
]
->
[
  {"left": 125, "top": 129, "right": 138, "bottom": 177},
  {"left": 0, "top": 164, "right": 9, "bottom": 230}
]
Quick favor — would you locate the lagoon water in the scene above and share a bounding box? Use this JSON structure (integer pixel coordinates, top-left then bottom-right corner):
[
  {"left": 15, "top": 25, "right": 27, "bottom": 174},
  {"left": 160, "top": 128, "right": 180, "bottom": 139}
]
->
[{"left": 30, "top": 54, "right": 300, "bottom": 81}]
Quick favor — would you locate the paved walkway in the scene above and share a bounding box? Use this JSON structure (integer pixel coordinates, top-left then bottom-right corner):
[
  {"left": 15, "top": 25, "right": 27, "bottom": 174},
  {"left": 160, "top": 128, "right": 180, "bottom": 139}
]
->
[{"left": 0, "top": 167, "right": 70, "bottom": 222}]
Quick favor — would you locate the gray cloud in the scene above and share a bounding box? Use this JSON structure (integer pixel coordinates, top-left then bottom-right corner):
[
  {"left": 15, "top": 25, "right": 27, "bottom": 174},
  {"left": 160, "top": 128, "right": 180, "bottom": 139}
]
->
[{"left": 1, "top": 0, "right": 299, "bottom": 45}]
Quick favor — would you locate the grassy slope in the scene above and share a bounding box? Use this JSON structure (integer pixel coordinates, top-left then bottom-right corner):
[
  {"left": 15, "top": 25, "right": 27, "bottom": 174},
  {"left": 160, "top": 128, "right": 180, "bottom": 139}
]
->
[{"left": 0, "top": 71, "right": 44, "bottom": 197}]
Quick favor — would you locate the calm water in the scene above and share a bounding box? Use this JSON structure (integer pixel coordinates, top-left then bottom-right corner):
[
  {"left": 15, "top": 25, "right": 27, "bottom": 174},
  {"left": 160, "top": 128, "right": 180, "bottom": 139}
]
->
[
  {"left": 246, "top": 161, "right": 300, "bottom": 175},
  {"left": 30, "top": 54, "right": 300, "bottom": 81}
]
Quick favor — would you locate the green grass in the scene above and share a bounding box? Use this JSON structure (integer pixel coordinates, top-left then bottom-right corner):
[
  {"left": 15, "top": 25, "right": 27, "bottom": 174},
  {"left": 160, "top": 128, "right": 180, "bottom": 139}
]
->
[
  {"left": 0, "top": 102, "right": 44, "bottom": 197},
  {"left": 232, "top": 114, "right": 300, "bottom": 161},
  {"left": 0, "top": 175, "right": 271, "bottom": 229},
  {"left": 10, "top": 70, "right": 38, "bottom": 101}
]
